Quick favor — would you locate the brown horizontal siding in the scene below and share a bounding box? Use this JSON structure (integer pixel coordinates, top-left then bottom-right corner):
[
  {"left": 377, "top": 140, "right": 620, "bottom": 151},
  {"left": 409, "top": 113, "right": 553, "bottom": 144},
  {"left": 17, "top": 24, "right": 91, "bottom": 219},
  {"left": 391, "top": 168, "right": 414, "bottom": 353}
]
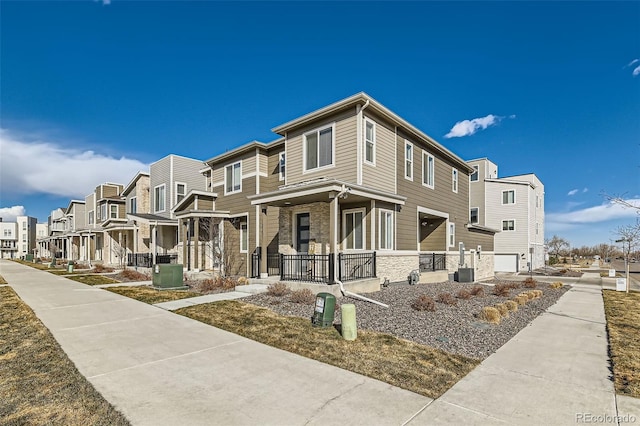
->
[{"left": 362, "top": 110, "right": 395, "bottom": 193}]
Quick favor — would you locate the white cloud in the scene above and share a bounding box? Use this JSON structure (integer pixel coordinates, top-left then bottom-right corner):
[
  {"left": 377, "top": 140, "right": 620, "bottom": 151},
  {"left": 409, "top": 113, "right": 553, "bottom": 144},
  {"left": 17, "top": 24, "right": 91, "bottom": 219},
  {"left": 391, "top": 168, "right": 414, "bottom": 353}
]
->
[
  {"left": 633, "top": 66, "right": 640, "bottom": 77},
  {"left": 0, "top": 129, "right": 149, "bottom": 199},
  {"left": 444, "top": 114, "right": 514, "bottom": 138},
  {"left": 547, "top": 199, "right": 640, "bottom": 228},
  {"left": 567, "top": 189, "right": 579, "bottom": 196},
  {"left": 0, "top": 206, "right": 26, "bottom": 222},
  {"left": 583, "top": 188, "right": 588, "bottom": 193},
  {"left": 627, "top": 59, "right": 639, "bottom": 67}
]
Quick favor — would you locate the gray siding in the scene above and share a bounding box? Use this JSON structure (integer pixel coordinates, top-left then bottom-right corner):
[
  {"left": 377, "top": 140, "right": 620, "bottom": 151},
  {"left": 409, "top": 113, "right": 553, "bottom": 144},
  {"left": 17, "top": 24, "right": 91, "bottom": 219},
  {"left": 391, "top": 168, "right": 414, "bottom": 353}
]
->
[{"left": 150, "top": 155, "right": 205, "bottom": 218}]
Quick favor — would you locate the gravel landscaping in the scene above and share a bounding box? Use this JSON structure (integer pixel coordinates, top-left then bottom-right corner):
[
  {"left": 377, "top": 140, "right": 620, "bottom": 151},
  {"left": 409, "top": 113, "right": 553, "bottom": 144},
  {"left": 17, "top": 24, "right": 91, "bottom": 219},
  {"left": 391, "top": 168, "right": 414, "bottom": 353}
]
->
[{"left": 244, "top": 280, "right": 570, "bottom": 360}]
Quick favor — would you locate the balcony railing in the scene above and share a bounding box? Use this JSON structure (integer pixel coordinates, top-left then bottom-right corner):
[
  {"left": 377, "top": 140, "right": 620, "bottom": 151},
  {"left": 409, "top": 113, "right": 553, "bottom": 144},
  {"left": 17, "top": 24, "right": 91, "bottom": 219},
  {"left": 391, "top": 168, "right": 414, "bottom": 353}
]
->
[
  {"left": 339, "top": 252, "right": 376, "bottom": 282},
  {"left": 419, "top": 253, "right": 447, "bottom": 272},
  {"left": 127, "top": 253, "right": 178, "bottom": 268}
]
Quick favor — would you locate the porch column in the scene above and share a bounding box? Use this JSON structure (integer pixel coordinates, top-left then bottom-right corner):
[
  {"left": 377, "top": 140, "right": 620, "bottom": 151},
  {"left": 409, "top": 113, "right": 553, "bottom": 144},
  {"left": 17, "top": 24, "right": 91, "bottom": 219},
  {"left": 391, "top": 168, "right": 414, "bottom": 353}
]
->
[
  {"left": 260, "top": 207, "right": 268, "bottom": 278},
  {"left": 182, "top": 219, "right": 188, "bottom": 270},
  {"left": 193, "top": 217, "right": 200, "bottom": 272},
  {"left": 118, "top": 231, "right": 123, "bottom": 267},
  {"left": 329, "top": 195, "right": 339, "bottom": 283},
  {"left": 152, "top": 225, "right": 157, "bottom": 263},
  {"left": 133, "top": 224, "right": 138, "bottom": 255}
]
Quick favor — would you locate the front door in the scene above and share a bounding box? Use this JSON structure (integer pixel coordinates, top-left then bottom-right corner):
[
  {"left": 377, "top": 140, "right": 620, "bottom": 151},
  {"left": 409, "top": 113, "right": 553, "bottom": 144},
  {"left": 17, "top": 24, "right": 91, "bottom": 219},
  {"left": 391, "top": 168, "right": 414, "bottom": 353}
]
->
[{"left": 296, "top": 213, "right": 310, "bottom": 253}]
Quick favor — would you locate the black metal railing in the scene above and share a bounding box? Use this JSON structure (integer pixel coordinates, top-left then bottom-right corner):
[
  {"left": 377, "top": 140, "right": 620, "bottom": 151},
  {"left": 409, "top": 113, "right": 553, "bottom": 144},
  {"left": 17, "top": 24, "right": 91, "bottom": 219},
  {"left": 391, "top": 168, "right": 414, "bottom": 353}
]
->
[
  {"left": 267, "top": 253, "right": 280, "bottom": 276},
  {"left": 250, "top": 249, "right": 260, "bottom": 278},
  {"left": 250, "top": 249, "right": 282, "bottom": 278},
  {"left": 280, "top": 254, "right": 334, "bottom": 283},
  {"left": 338, "top": 252, "right": 376, "bottom": 282},
  {"left": 419, "top": 253, "right": 447, "bottom": 272},
  {"left": 128, "top": 253, "right": 177, "bottom": 267}
]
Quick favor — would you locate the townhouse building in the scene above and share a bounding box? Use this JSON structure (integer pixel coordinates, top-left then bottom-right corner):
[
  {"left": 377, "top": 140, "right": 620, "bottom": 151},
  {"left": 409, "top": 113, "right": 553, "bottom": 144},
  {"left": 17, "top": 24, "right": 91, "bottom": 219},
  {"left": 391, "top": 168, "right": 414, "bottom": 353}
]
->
[
  {"left": 174, "top": 93, "right": 497, "bottom": 292},
  {"left": 467, "top": 158, "right": 545, "bottom": 272},
  {"left": 1, "top": 220, "right": 18, "bottom": 259},
  {"left": 2, "top": 216, "right": 40, "bottom": 259}
]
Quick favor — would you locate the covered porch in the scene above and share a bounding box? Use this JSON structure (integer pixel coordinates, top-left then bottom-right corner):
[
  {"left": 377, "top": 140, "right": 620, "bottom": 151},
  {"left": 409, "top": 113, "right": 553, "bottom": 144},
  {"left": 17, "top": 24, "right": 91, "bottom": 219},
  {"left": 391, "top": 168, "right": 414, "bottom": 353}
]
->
[
  {"left": 249, "top": 178, "right": 405, "bottom": 288},
  {"left": 126, "top": 213, "right": 179, "bottom": 269}
]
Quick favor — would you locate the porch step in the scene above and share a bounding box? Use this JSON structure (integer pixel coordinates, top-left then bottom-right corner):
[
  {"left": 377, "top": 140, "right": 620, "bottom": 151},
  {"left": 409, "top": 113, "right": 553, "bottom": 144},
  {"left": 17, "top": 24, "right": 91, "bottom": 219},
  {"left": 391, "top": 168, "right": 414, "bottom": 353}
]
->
[
  {"left": 248, "top": 276, "right": 281, "bottom": 286},
  {"left": 235, "top": 284, "right": 269, "bottom": 295}
]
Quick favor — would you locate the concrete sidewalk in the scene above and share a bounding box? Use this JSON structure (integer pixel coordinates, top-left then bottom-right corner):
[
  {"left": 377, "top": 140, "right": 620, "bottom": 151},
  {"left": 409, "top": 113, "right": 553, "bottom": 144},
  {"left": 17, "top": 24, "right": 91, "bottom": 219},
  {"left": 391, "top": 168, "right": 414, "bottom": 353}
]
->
[
  {"left": 1, "top": 260, "right": 430, "bottom": 425},
  {"left": 412, "top": 284, "right": 631, "bottom": 425},
  {"left": 3, "top": 259, "right": 637, "bottom": 425}
]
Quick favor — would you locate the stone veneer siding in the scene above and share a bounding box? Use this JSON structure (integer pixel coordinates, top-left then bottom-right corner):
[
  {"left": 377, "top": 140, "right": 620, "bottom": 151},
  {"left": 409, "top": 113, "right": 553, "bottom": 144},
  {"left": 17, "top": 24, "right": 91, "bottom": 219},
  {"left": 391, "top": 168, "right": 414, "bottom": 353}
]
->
[
  {"left": 446, "top": 251, "right": 494, "bottom": 281},
  {"left": 376, "top": 252, "right": 419, "bottom": 284},
  {"left": 278, "top": 202, "right": 330, "bottom": 255}
]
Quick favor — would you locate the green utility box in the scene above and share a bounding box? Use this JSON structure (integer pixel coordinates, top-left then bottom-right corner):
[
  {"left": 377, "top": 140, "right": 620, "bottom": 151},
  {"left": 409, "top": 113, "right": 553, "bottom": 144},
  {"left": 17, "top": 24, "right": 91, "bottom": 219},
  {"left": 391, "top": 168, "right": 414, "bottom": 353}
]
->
[
  {"left": 312, "top": 292, "right": 336, "bottom": 327},
  {"left": 152, "top": 264, "right": 186, "bottom": 289},
  {"left": 67, "top": 261, "right": 74, "bottom": 273},
  {"left": 25, "top": 254, "right": 34, "bottom": 262}
]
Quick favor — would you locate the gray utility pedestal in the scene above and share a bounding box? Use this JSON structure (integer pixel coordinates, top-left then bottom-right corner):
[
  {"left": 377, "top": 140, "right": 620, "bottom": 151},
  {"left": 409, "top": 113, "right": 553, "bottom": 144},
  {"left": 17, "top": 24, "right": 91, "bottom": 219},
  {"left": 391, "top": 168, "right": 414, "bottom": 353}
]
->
[
  {"left": 152, "top": 264, "right": 187, "bottom": 290},
  {"left": 456, "top": 268, "right": 474, "bottom": 283}
]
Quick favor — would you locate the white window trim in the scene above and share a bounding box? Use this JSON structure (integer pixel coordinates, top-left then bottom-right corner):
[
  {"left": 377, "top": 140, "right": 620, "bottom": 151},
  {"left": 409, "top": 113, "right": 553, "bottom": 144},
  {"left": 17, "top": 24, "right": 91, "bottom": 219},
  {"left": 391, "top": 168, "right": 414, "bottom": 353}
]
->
[
  {"left": 175, "top": 182, "right": 187, "bottom": 205},
  {"left": 448, "top": 223, "right": 455, "bottom": 248},
  {"left": 302, "top": 123, "right": 336, "bottom": 174},
  {"left": 342, "top": 207, "right": 366, "bottom": 251},
  {"left": 502, "top": 219, "right": 516, "bottom": 231},
  {"left": 378, "top": 209, "right": 394, "bottom": 250},
  {"left": 364, "top": 117, "right": 376, "bottom": 166},
  {"left": 452, "top": 168, "right": 458, "bottom": 193},
  {"left": 405, "top": 141, "right": 413, "bottom": 181},
  {"left": 502, "top": 190, "right": 516, "bottom": 205},
  {"left": 470, "top": 207, "right": 479, "bottom": 224},
  {"left": 110, "top": 204, "right": 118, "bottom": 219},
  {"left": 154, "top": 184, "right": 166, "bottom": 213},
  {"left": 239, "top": 218, "right": 248, "bottom": 253},
  {"left": 422, "top": 150, "right": 434, "bottom": 189},
  {"left": 470, "top": 165, "right": 479, "bottom": 182},
  {"left": 88, "top": 210, "right": 94, "bottom": 225},
  {"left": 224, "top": 161, "right": 242, "bottom": 195},
  {"left": 129, "top": 197, "right": 137, "bottom": 214},
  {"left": 278, "top": 151, "right": 285, "bottom": 181}
]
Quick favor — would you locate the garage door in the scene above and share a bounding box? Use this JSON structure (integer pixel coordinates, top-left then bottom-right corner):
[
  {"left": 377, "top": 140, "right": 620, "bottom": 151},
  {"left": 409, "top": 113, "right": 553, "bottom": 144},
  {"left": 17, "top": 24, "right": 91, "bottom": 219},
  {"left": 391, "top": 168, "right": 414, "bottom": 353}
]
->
[{"left": 495, "top": 254, "right": 518, "bottom": 272}]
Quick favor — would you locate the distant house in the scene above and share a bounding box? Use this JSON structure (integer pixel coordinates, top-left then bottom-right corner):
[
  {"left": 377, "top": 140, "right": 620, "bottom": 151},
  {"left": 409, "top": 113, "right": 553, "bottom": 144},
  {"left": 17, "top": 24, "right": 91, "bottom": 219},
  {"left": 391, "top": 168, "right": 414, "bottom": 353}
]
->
[
  {"left": 175, "top": 93, "right": 497, "bottom": 291},
  {"left": 467, "top": 158, "right": 545, "bottom": 272}
]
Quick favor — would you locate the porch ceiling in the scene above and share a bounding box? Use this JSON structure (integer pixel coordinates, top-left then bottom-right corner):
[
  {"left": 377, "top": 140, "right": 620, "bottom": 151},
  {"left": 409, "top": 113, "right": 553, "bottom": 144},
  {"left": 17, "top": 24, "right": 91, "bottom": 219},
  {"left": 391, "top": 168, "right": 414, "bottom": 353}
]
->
[{"left": 249, "top": 179, "right": 406, "bottom": 207}]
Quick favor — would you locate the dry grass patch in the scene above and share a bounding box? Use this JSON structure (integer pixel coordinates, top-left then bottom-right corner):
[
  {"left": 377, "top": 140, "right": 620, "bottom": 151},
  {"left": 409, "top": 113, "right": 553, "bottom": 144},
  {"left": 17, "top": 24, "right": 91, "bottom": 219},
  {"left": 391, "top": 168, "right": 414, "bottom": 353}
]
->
[
  {"left": 602, "top": 290, "right": 640, "bottom": 398},
  {"left": 514, "top": 295, "right": 528, "bottom": 305},
  {"left": 176, "top": 301, "right": 478, "bottom": 399},
  {"left": 523, "top": 277, "right": 537, "bottom": 288},
  {"left": 411, "top": 295, "right": 436, "bottom": 312},
  {"left": 479, "top": 306, "right": 501, "bottom": 324},
  {"left": 106, "top": 286, "right": 200, "bottom": 304},
  {"left": 66, "top": 275, "right": 120, "bottom": 286},
  {"left": 494, "top": 303, "right": 509, "bottom": 318},
  {"left": 470, "top": 285, "right": 485, "bottom": 297},
  {"left": 0, "top": 275, "right": 7, "bottom": 285},
  {"left": 0, "top": 286, "right": 129, "bottom": 425},
  {"left": 505, "top": 300, "right": 518, "bottom": 312},
  {"left": 550, "top": 282, "right": 563, "bottom": 289}
]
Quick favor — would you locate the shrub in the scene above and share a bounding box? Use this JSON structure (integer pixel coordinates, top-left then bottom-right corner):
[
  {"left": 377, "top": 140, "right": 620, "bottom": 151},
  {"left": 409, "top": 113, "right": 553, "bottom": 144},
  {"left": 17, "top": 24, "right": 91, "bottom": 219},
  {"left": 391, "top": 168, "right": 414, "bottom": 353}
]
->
[
  {"left": 549, "top": 256, "right": 559, "bottom": 265},
  {"left": 120, "top": 269, "right": 149, "bottom": 281},
  {"left": 436, "top": 293, "right": 458, "bottom": 306},
  {"left": 515, "top": 294, "right": 528, "bottom": 305},
  {"left": 456, "top": 289, "right": 471, "bottom": 300},
  {"left": 505, "top": 300, "right": 518, "bottom": 312},
  {"left": 470, "top": 285, "right": 485, "bottom": 297},
  {"left": 267, "top": 282, "right": 289, "bottom": 297},
  {"left": 91, "top": 264, "right": 114, "bottom": 273},
  {"left": 523, "top": 277, "right": 537, "bottom": 288},
  {"left": 411, "top": 295, "right": 436, "bottom": 312},
  {"left": 550, "top": 281, "right": 563, "bottom": 289},
  {"left": 495, "top": 303, "right": 509, "bottom": 317},
  {"left": 479, "top": 307, "right": 501, "bottom": 324},
  {"left": 505, "top": 282, "right": 521, "bottom": 290},
  {"left": 237, "top": 276, "right": 248, "bottom": 286},
  {"left": 493, "top": 284, "right": 511, "bottom": 297},
  {"left": 290, "top": 288, "right": 315, "bottom": 304}
]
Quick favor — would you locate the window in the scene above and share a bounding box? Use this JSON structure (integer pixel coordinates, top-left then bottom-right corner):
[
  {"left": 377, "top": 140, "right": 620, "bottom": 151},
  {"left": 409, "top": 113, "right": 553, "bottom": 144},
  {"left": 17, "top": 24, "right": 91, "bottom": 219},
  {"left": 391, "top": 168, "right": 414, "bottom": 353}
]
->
[
  {"left": 422, "top": 151, "right": 434, "bottom": 188},
  {"left": 23, "top": 244, "right": 26, "bottom": 251},
  {"left": 448, "top": 223, "right": 455, "bottom": 248},
  {"left": 22, "top": 234, "right": 26, "bottom": 242},
  {"left": 129, "top": 197, "right": 137, "bottom": 214},
  {"left": 240, "top": 219, "right": 248, "bottom": 253},
  {"left": 502, "top": 220, "right": 515, "bottom": 231},
  {"left": 88, "top": 211, "right": 94, "bottom": 225},
  {"left": 175, "top": 182, "right": 186, "bottom": 204},
  {"left": 100, "top": 204, "right": 107, "bottom": 221},
  {"left": 502, "top": 190, "right": 515, "bottom": 204},
  {"left": 22, "top": 222, "right": 26, "bottom": 230},
  {"left": 304, "top": 125, "right": 333, "bottom": 171},
  {"left": 405, "top": 142, "right": 413, "bottom": 180},
  {"left": 379, "top": 210, "right": 393, "bottom": 250},
  {"left": 343, "top": 209, "right": 365, "bottom": 250},
  {"left": 470, "top": 208, "right": 479, "bottom": 224},
  {"left": 364, "top": 118, "right": 375, "bottom": 164},
  {"left": 279, "top": 152, "right": 285, "bottom": 181},
  {"left": 452, "top": 168, "right": 458, "bottom": 193},
  {"left": 154, "top": 184, "right": 166, "bottom": 213},
  {"left": 470, "top": 165, "right": 479, "bottom": 182},
  {"left": 110, "top": 205, "right": 118, "bottom": 219},
  {"left": 536, "top": 222, "right": 539, "bottom": 235},
  {"left": 225, "top": 162, "right": 241, "bottom": 194}
]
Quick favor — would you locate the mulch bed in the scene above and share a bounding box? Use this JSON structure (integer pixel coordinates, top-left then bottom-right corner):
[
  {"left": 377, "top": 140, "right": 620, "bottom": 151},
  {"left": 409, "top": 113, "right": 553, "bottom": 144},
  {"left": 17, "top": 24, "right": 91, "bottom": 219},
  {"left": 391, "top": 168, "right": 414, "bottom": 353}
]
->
[{"left": 244, "top": 280, "right": 569, "bottom": 360}]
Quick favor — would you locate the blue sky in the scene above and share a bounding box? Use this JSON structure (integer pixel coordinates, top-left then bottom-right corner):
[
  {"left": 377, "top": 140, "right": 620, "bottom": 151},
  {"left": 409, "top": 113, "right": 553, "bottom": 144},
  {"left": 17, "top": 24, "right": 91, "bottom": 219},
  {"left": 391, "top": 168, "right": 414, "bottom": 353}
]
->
[{"left": 1, "top": 1, "right": 639, "bottom": 248}]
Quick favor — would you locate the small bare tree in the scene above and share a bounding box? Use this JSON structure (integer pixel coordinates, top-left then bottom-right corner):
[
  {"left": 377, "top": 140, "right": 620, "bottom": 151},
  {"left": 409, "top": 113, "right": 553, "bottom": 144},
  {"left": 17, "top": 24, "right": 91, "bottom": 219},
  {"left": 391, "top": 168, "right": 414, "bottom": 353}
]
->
[
  {"left": 546, "top": 235, "right": 570, "bottom": 263},
  {"left": 48, "top": 241, "right": 60, "bottom": 264},
  {"left": 614, "top": 220, "right": 640, "bottom": 261},
  {"left": 197, "top": 217, "right": 241, "bottom": 277}
]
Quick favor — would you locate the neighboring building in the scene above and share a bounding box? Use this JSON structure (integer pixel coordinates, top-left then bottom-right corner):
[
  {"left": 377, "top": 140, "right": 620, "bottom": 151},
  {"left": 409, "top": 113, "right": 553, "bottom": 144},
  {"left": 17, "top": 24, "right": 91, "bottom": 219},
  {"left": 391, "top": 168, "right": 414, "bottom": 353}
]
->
[
  {"left": 127, "top": 155, "right": 207, "bottom": 268},
  {"left": 175, "top": 93, "right": 497, "bottom": 289},
  {"left": 1, "top": 216, "right": 39, "bottom": 259},
  {"left": 467, "top": 158, "right": 545, "bottom": 272}
]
